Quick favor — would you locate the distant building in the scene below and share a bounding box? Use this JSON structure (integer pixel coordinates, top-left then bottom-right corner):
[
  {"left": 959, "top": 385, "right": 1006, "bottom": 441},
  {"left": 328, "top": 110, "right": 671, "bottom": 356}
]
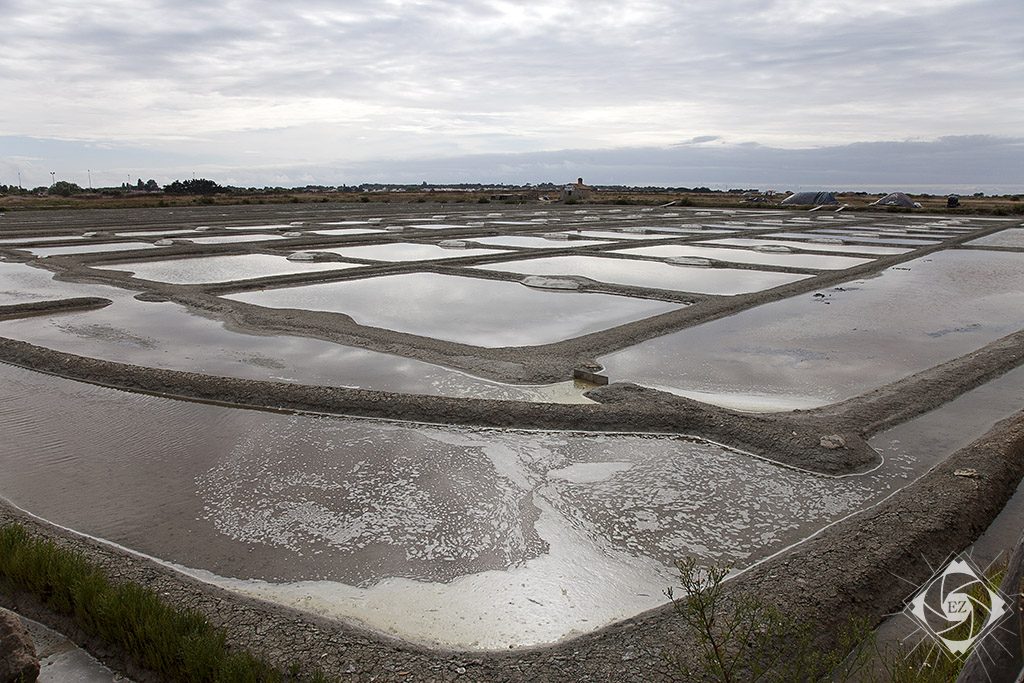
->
[{"left": 560, "top": 177, "right": 590, "bottom": 202}]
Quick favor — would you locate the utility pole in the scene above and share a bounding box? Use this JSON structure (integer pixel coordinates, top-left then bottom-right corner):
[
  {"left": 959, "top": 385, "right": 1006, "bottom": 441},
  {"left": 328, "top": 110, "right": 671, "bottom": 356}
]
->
[
  {"left": 50, "top": 171, "right": 55, "bottom": 186},
  {"left": 17, "top": 171, "right": 21, "bottom": 189},
  {"left": 88, "top": 169, "right": 92, "bottom": 190}
]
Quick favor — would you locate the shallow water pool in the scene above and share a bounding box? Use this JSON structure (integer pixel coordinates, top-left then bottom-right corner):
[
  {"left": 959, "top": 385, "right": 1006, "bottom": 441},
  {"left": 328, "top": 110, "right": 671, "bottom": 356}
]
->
[
  {"left": 473, "top": 255, "right": 812, "bottom": 295},
  {"left": 95, "top": 254, "right": 361, "bottom": 284},
  {"left": 599, "top": 250, "right": 1024, "bottom": 410},
  {"left": 224, "top": 272, "right": 682, "bottom": 347},
  {"left": 613, "top": 244, "right": 872, "bottom": 270}
]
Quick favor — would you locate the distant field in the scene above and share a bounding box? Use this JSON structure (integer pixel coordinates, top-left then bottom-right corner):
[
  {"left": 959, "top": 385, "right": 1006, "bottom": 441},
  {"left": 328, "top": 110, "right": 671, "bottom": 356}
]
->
[{"left": 1, "top": 188, "right": 1021, "bottom": 215}]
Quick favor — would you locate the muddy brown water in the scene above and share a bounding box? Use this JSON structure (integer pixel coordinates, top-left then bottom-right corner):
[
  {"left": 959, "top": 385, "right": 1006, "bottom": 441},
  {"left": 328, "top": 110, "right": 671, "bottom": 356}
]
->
[{"left": 0, "top": 362, "right": 926, "bottom": 648}]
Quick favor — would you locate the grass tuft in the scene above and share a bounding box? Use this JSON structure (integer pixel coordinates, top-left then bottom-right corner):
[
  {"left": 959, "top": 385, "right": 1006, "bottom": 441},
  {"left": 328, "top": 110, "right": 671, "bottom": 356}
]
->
[{"left": 0, "top": 523, "right": 336, "bottom": 682}]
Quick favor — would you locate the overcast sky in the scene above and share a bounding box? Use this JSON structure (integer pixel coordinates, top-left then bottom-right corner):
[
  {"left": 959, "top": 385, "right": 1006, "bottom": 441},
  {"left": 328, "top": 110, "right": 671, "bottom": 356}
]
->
[{"left": 2, "top": 0, "right": 1022, "bottom": 190}]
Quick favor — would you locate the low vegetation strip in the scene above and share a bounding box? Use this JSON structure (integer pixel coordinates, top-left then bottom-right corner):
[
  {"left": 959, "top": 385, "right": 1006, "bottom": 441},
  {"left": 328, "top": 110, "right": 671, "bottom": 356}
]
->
[{"left": 0, "top": 524, "right": 332, "bottom": 683}]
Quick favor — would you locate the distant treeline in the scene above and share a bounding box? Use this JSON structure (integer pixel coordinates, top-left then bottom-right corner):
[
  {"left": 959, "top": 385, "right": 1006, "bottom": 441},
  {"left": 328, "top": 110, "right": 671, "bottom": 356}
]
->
[{"left": 0, "top": 180, "right": 1019, "bottom": 199}]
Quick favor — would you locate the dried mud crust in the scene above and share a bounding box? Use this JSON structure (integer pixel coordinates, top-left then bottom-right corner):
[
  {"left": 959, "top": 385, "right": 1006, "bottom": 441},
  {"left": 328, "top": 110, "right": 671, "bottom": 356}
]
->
[{"left": 2, "top": 412, "right": 1022, "bottom": 682}]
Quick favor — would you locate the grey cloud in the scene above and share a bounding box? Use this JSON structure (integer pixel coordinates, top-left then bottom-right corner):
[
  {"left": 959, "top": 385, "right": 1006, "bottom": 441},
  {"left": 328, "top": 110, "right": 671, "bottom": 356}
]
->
[
  {"left": 677, "top": 136, "right": 721, "bottom": 146},
  {"left": 1, "top": 0, "right": 1021, "bottom": 182},
  {"left": 317, "top": 135, "right": 1024, "bottom": 193}
]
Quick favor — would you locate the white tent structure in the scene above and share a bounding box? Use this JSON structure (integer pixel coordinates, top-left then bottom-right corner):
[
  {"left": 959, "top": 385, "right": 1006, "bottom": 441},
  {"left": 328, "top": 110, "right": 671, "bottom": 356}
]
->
[
  {"left": 871, "top": 192, "right": 921, "bottom": 209},
  {"left": 780, "top": 191, "right": 838, "bottom": 206}
]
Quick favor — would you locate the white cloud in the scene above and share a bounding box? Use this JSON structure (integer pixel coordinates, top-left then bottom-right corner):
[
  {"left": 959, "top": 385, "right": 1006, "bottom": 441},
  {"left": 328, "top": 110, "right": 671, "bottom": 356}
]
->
[{"left": 1, "top": 0, "right": 1021, "bottom": 185}]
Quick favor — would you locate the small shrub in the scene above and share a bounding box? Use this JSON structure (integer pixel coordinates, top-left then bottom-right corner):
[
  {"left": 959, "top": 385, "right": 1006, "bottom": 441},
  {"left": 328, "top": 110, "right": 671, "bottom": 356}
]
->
[
  {"left": 667, "top": 558, "right": 873, "bottom": 682},
  {"left": 477, "top": 197, "right": 490, "bottom": 204}
]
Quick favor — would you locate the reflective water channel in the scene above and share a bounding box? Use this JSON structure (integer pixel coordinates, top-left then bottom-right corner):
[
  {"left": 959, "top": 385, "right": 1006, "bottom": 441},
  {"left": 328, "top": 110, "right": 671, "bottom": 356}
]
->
[{"left": 599, "top": 250, "right": 1024, "bottom": 411}]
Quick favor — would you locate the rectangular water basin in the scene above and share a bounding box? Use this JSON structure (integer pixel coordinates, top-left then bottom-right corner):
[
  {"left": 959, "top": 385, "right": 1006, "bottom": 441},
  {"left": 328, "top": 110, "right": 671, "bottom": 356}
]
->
[
  {"left": 318, "top": 242, "right": 508, "bottom": 261},
  {"left": 473, "top": 255, "right": 812, "bottom": 295},
  {"left": 95, "top": 254, "right": 360, "bottom": 284},
  {"left": 223, "top": 224, "right": 295, "bottom": 230},
  {"left": 183, "top": 234, "right": 286, "bottom": 244},
  {"left": 224, "top": 272, "right": 682, "bottom": 347},
  {"left": 0, "top": 261, "right": 123, "bottom": 304},
  {"left": 0, "top": 363, "right": 909, "bottom": 648},
  {"left": 614, "top": 244, "right": 873, "bottom": 270},
  {"left": 28, "top": 242, "right": 162, "bottom": 257},
  {"left": 0, "top": 287, "right": 587, "bottom": 403},
  {"left": 115, "top": 229, "right": 199, "bottom": 237},
  {"left": 768, "top": 232, "right": 943, "bottom": 246},
  {"left": 469, "top": 236, "right": 611, "bottom": 249},
  {"left": 705, "top": 237, "right": 912, "bottom": 255},
  {"left": 599, "top": 250, "right": 1024, "bottom": 411},
  {"left": 309, "top": 228, "right": 387, "bottom": 236},
  {"left": 643, "top": 226, "right": 722, "bottom": 235},
  {"left": 0, "top": 235, "right": 85, "bottom": 244},
  {"left": 809, "top": 228, "right": 950, "bottom": 240},
  {"left": 572, "top": 230, "right": 681, "bottom": 241},
  {"left": 966, "top": 229, "right": 1024, "bottom": 249}
]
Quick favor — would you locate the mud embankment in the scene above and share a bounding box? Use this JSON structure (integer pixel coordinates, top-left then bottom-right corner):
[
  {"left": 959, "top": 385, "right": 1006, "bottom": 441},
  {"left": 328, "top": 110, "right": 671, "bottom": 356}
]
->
[
  {"left": 0, "top": 298, "right": 111, "bottom": 321},
  {"left": 5, "top": 312, "right": 1024, "bottom": 476},
  {"left": 0, "top": 337, "right": 876, "bottom": 475}
]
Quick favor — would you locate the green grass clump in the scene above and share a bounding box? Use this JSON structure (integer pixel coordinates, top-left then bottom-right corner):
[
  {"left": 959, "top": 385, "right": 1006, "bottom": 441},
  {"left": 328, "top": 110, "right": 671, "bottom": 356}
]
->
[{"left": 0, "top": 523, "right": 333, "bottom": 682}]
